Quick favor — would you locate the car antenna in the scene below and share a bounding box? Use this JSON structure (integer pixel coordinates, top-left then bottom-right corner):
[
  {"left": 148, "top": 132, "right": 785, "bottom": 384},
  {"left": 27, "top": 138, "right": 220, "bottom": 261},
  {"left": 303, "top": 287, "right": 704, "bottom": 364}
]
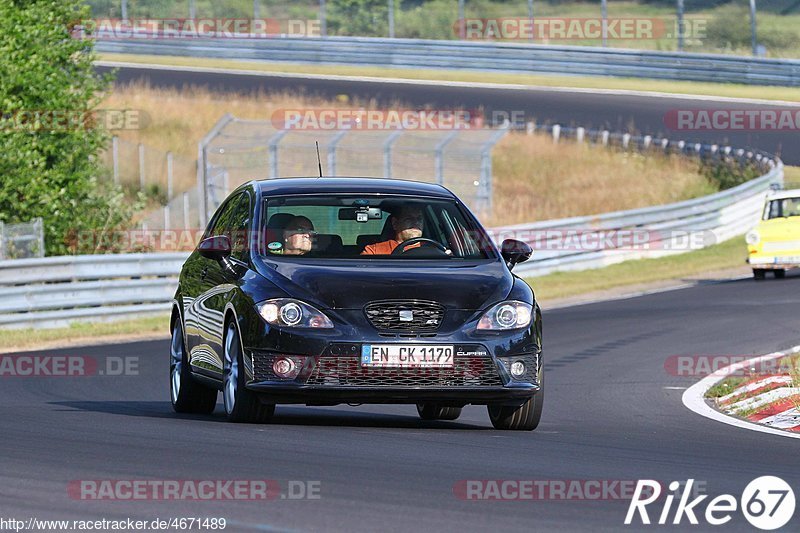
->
[{"left": 316, "top": 141, "right": 323, "bottom": 178}]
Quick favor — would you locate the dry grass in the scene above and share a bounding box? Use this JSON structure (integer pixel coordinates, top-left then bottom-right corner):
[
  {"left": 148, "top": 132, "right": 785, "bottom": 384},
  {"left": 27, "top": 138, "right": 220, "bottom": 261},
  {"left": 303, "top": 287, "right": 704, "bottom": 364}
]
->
[
  {"left": 99, "top": 84, "right": 715, "bottom": 226},
  {"left": 488, "top": 133, "right": 716, "bottom": 226}
]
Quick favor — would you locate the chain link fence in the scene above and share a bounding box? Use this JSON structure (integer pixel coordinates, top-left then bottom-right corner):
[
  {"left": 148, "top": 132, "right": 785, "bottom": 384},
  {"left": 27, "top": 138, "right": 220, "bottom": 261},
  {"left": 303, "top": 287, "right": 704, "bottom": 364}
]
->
[
  {"left": 198, "top": 114, "right": 509, "bottom": 224},
  {"left": 0, "top": 218, "right": 45, "bottom": 260}
]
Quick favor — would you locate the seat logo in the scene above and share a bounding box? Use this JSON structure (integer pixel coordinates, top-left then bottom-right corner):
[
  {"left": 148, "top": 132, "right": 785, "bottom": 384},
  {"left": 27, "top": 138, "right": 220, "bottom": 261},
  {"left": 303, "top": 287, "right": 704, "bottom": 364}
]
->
[{"left": 399, "top": 310, "right": 414, "bottom": 322}]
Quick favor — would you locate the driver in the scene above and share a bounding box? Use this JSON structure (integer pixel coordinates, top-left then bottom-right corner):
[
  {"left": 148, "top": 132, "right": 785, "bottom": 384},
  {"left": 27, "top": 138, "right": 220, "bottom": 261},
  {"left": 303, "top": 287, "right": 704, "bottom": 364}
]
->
[
  {"left": 361, "top": 205, "right": 424, "bottom": 255},
  {"left": 283, "top": 216, "right": 316, "bottom": 255}
]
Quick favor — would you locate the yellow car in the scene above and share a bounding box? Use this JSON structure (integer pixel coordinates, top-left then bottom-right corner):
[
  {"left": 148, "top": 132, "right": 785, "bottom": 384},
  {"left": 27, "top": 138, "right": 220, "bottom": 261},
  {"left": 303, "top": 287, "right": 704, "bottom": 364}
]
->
[{"left": 747, "top": 187, "right": 800, "bottom": 279}]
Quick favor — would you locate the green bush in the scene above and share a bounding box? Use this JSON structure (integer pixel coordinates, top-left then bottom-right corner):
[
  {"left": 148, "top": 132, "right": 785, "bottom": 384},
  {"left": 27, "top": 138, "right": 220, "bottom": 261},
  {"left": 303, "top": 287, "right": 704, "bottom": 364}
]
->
[{"left": 0, "top": 0, "right": 137, "bottom": 256}]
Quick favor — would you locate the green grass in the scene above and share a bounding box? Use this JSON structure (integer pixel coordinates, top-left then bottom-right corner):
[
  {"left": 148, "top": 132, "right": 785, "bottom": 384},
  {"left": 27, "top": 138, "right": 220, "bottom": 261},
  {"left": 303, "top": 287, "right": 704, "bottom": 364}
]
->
[
  {"left": 528, "top": 236, "right": 747, "bottom": 302},
  {"left": 706, "top": 377, "right": 749, "bottom": 399},
  {"left": 98, "top": 53, "right": 800, "bottom": 103},
  {"left": 0, "top": 314, "right": 169, "bottom": 352}
]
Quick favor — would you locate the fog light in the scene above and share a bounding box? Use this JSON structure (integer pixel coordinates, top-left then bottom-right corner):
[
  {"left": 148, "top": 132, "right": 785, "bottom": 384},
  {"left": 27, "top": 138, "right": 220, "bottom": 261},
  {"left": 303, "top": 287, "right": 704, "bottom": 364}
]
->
[
  {"left": 510, "top": 360, "right": 526, "bottom": 378},
  {"left": 273, "top": 357, "right": 298, "bottom": 379}
]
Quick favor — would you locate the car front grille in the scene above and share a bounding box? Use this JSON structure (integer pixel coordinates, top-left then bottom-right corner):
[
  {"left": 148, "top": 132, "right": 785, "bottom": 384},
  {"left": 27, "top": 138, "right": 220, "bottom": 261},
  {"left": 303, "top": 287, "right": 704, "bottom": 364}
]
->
[
  {"left": 305, "top": 356, "right": 504, "bottom": 387},
  {"left": 364, "top": 300, "right": 446, "bottom": 332}
]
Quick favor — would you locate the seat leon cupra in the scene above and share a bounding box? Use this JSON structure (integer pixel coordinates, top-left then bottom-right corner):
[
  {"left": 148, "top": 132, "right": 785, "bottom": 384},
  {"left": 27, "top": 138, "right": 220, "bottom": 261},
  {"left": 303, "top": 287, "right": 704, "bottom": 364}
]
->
[{"left": 170, "top": 177, "right": 543, "bottom": 430}]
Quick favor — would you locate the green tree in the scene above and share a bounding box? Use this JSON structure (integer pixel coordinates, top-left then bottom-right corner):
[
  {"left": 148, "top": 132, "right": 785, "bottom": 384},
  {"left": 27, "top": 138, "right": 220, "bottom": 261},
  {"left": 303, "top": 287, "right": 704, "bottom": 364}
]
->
[
  {"left": 330, "top": 0, "right": 389, "bottom": 37},
  {"left": 0, "top": 0, "right": 135, "bottom": 255}
]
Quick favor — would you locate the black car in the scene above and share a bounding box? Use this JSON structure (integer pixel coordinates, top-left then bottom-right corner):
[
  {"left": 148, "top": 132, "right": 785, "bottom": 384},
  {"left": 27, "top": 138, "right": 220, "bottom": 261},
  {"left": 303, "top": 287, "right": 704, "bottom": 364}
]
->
[{"left": 170, "top": 177, "right": 543, "bottom": 430}]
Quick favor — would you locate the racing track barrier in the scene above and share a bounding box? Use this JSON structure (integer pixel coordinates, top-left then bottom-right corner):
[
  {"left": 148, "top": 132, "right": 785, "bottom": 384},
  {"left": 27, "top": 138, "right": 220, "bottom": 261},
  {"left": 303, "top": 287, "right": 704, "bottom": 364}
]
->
[
  {"left": 96, "top": 36, "right": 800, "bottom": 86},
  {"left": 0, "top": 143, "right": 782, "bottom": 328}
]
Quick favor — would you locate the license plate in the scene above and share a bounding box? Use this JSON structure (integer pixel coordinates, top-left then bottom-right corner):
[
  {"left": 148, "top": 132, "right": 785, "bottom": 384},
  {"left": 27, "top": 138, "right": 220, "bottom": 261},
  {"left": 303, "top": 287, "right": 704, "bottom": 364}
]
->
[{"left": 361, "top": 344, "right": 454, "bottom": 368}]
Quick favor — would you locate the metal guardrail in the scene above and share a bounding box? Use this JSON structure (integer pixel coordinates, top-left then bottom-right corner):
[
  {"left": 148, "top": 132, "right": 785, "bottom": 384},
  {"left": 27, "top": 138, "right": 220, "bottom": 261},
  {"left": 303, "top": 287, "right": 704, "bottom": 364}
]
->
[
  {"left": 500, "top": 161, "right": 783, "bottom": 278},
  {"left": 0, "top": 157, "right": 781, "bottom": 328},
  {"left": 0, "top": 253, "right": 187, "bottom": 329},
  {"left": 96, "top": 35, "right": 800, "bottom": 86}
]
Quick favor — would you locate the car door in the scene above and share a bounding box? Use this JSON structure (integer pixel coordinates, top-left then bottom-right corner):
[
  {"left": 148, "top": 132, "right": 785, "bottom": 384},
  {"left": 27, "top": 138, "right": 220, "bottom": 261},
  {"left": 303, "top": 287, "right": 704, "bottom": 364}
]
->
[{"left": 185, "top": 194, "right": 243, "bottom": 378}]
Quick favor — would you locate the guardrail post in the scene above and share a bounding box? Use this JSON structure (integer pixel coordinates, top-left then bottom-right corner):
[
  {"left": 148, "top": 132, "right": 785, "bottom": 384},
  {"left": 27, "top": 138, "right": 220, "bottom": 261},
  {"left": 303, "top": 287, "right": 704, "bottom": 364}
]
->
[
  {"left": 434, "top": 131, "right": 459, "bottom": 185},
  {"left": 388, "top": 0, "right": 394, "bottom": 38},
  {"left": 327, "top": 128, "right": 350, "bottom": 176},
  {"left": 183, "top": 192, "right": 190, "bottom": 230},
  {"left": 622, "top": 133, "right": 631, "bottom": 150},
  {"left": 319, "top": 0, "right": 327, "bottom": 38},
  {"left": 383, "top": 130, "right": 403, "bottom": 179},
  {"left": 601, "top": 130, "right": 609, "bottom": 146},
  {"left": 112, "top": 136, "right": 119, "bottom": 185},
  {"left": 268, "top": 130, "right": 289, "bottom": 178},
  {"left": 35, "top": 218, "right": 44, "bottom": 258},
  {"left": 458, "top": 0, "right": 465, "bottom": 39},
  {"left": 552, "top": 124, "right": 561, "bottom": 143},
  {"left": 576, "top": 127, "right": 585, "bottom": 143},
  {"left": 601, "top": 0, "right": 608, "bottom": 47},
  {"left": 167, "top": 151, "right": 174, "bottom": 201},
  {"left": 138, "top": 143, "right": 145, "bottom": 189},
  {"left": 643, "top": 135, "right": 652, "bottom": 149},
  {"left": 526, "top": 121, "right": 535, "bottom": 135}
]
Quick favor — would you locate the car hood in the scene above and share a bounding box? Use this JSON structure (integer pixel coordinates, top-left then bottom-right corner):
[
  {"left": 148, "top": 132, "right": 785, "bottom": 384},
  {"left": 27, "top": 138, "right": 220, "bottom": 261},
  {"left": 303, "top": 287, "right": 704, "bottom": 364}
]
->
[
  {"left": 756, "top": 218, "right": 800, "bottom": 241},
  {"left": 255, "top": 259, "right": 512, "bottom": 310}
]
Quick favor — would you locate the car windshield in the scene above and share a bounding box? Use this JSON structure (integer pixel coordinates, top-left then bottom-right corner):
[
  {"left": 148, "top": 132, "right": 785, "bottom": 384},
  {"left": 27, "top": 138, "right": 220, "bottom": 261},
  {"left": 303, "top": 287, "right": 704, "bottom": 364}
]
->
[
  {"left": 765, "top": 197, "right": 800, "bottom": 219},
  {"left": 260, "top": 195, "right": 493, "bottom": 259}
]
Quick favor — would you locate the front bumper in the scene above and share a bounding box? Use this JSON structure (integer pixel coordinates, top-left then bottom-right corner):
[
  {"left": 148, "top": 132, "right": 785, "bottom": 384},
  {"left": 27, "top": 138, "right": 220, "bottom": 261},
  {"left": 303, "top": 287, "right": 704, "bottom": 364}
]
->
[
  {"left": 748, "top": 256, "right": 800, "bottom": 269},
  {"left": 244, "top": 343, "right": 541, "bottom": 406}
]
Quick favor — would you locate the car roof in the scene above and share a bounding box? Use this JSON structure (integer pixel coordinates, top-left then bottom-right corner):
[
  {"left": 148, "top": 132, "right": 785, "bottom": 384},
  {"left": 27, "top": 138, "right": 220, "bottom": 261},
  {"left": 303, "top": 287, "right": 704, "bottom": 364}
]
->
[
  {"left": 767, "top": 189, "right": 800, "bottom": 200},
  {"left": 251, "top": 177, "right": 455, "bottom": 199}
]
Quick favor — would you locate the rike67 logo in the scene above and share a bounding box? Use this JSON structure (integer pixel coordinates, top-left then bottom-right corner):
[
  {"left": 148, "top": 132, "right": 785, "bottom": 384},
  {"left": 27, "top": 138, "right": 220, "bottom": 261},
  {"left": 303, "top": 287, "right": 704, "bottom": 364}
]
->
[{"left": 625, "top": 477, "right": 795, "bottom": 530}]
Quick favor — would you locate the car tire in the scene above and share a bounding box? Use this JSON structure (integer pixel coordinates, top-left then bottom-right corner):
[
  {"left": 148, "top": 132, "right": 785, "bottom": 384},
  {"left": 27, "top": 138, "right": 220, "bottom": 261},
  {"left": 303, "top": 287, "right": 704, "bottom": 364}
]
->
[
  {"left": 753, "top": 269, "right": 766, "bottom": 280},
  {"left": 223, "top": 321, "right": 275, "bottom": 424},
  {"left": 170, "top": 320, "right": 217, "bottom": 414},
  {"left": 774, "top": 269, "right": 786, "bottom": 279},
  {"left": 416, "top": 403, "right": 462, "bottom": 421},
  {"left": 487, "top": 373, "right": 544, "bottom": 431}
]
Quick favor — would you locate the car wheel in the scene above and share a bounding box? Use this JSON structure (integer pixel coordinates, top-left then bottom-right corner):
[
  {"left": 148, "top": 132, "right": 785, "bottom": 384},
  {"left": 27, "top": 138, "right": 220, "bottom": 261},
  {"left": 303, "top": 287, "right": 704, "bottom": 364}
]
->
[
  {"left": 223, "top": 321, "right": 275, "bottom": 424},
  {"left": 774, "top": 269, "right": 786, "bottom": 279},
  {"left": 487, "top": 372, "right": 544, "bottom": 431},
  {"left": 170, "top": 319, "right": 217, "bottom": 414},
  {"left": 753, "top": 269, "right": 766, "bottom": 280},
  {"left": 416, "top": 403, "right": 462, "bottom": 421}
]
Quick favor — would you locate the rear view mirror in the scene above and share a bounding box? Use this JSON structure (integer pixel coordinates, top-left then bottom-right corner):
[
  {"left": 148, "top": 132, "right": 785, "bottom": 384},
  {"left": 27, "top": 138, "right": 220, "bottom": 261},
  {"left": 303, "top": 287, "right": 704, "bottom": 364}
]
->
[
  {"left": 338, "top": 207, "right": 383, "bottom": 222},
  {"left": 500, "top": 239, "right": 532, "bottom": 270},
  {"left": 198, "top": 235, "right": 231, "bottom": 261}
]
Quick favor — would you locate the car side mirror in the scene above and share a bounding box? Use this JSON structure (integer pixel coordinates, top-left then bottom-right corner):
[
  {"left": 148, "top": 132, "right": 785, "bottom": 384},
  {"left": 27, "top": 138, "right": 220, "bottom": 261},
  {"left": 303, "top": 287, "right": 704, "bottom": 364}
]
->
[
  {"left": 500, "top": 239, "right": 532, "bottom": 270},
  {"left": 198, "top": 235, "right": 232, "bottom": 261}
]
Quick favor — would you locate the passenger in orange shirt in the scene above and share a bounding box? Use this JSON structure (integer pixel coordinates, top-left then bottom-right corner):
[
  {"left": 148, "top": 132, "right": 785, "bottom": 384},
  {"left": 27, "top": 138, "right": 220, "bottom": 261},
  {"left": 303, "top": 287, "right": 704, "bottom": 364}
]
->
[{"left": 361, "top": 205, "right": 424, "bottom": 255}]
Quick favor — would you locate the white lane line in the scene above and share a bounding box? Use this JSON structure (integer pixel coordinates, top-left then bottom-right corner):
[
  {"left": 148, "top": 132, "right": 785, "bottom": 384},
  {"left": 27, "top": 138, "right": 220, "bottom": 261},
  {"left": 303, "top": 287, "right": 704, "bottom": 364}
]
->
[
  {"left": 95, "top": 60, "right": 800, "bottom": 107},
  {"left": 682, "top": 346, "right": 800, "bottom": 440},
  {"left": 719, "top": 375, "right": 793, "bottom": 404},
  {"left": 760, "top": 408, "right": 800, "bottom": 430}
]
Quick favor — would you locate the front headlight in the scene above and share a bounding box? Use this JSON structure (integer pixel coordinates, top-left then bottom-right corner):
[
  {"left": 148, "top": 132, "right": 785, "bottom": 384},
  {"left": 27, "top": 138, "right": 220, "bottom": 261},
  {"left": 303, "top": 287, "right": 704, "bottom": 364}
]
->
[
  {"left": 477, "top": 301, "right": 533, "bottom": 331},
  {"left": 256, "top": 299, "right": 333, "bottom": 328},
  {"left": 745, "top": 230, "right": 760, "bottom": 245}
]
